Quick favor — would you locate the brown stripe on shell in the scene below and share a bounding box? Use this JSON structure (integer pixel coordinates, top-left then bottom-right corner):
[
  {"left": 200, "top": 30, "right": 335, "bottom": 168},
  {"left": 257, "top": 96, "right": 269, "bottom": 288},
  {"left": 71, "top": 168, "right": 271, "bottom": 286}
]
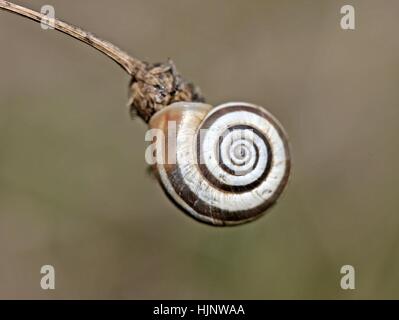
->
[
  {"left": 157, "top": 158, "right": 289, "bottom": 226},
  {"left": 151, "top": 102, "right": 291, "bottom": 226},
  {"left": 196, "top": 124, "right": 273, "bottom": 193}
]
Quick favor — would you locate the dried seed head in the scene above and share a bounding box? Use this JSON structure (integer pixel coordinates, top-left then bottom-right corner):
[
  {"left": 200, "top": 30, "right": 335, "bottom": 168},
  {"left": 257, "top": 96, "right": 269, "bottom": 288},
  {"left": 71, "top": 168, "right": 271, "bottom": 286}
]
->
[{"left": 128, "top": 60, "right": 205, "bottom": 122}]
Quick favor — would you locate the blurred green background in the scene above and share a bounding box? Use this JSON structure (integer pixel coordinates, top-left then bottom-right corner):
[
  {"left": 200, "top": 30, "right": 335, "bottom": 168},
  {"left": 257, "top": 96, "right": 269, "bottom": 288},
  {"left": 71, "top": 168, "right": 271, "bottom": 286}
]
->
[{"left": 0, "top": 0, "right": 398, "bottom": 299}]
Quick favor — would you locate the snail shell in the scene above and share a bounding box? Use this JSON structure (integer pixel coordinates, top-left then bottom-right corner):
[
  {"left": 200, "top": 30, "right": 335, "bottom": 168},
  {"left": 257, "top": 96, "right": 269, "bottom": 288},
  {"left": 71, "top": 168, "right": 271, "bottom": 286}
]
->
[{"left": 149, "top": 102, "right": 291, "bottom": 226}]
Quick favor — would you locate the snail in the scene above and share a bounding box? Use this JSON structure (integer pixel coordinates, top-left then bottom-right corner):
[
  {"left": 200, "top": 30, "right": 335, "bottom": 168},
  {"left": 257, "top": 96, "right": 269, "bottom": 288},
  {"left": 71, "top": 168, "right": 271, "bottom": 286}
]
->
[
  {"left": 149, "top": 102, "right": 290, "bottom": 226},
  {"left": 0, "top": 1, "right": 291, "bottom": 226}
]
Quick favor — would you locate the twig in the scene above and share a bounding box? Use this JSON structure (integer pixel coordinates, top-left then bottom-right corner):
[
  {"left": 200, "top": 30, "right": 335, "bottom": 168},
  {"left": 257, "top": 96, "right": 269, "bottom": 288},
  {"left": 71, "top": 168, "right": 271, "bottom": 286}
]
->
[
  {"left": 0, "top": 0, "right": 143, "bottom": 75},
  {"left": 0, "top": 0, "right": 204, "bottom": 122}
]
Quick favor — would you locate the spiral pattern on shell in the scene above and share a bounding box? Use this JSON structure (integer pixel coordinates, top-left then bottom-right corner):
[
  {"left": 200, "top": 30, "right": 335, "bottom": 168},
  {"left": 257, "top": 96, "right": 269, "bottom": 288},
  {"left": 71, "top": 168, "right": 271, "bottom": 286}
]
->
[{"left": 149, "top": 102, "right": 291, "bottom": 226}]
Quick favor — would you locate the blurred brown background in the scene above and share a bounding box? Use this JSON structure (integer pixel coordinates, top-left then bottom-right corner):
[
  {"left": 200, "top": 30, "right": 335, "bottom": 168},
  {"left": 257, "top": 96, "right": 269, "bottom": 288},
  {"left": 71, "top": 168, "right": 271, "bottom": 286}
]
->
[{"left": 0, "top": 0, "right": 398, "bottom": 299}]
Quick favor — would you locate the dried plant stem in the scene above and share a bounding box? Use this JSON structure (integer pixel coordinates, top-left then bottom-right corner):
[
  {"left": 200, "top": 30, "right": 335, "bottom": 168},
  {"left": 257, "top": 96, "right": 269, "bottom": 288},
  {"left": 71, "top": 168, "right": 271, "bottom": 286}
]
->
[
  {"left": 0, "top": 0, "right": 204, "bottom": 122},
  {"left": 0, "top": 0, "right": 143, "bottom": 74}
]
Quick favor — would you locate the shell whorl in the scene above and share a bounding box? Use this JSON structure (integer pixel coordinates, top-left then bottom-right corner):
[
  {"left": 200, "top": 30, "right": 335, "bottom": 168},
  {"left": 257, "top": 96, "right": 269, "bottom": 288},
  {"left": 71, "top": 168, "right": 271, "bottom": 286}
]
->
[{"left": 149, "top": 102, "right": 291, "bottom": 226}]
